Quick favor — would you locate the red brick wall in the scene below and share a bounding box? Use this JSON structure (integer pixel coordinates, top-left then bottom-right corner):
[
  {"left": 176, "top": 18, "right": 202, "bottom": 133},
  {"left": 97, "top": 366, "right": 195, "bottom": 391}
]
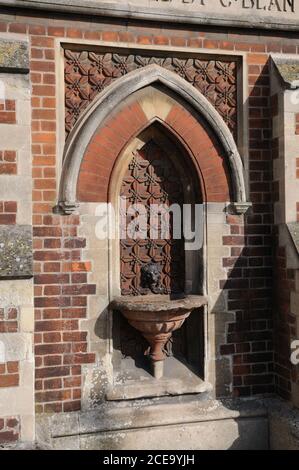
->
[
  {"left": 1, "top": 12, "right": 298, "bottom": 410},
  {"left": 0, "top": 417, "right": 20, "bottom": 444},
  {"left": 0, "top": 307, "right": 19, "bottom": 333},
  {"left": 0, "top": 100, "right": 16, "bottom": 125},
  {"left": 0, "top": 151, "right": 17, "bottom": 175},
  {"left": 220, "top": 213, "right": 274, "bottom": 396},
  {"left": 0, "top": 201, "right": 17, "bottom": 225},
  {"left": 219, "top": 54, "right": 274, "bottom": 396},
  {"left": 33, "top": 215, "right": 96, "bottom": 413},
  {"left": 0, "top": 362, "right": 19, "bottom": 389}
]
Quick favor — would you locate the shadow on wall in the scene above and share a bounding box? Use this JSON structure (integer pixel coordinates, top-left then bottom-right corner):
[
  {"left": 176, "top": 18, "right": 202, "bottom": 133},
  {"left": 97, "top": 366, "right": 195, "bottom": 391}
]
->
[
  {"left": 213, "top": 56, "right": 274, "bottom": 449},
  {"left": 215, "top": 56, "right": 275, "bottom": 401}
]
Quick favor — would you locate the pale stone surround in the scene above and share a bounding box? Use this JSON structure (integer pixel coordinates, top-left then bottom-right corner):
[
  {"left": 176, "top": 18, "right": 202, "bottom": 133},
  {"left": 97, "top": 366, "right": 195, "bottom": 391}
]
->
[{"left": 0, "top": 38, "right": 34, "bottom": 442}]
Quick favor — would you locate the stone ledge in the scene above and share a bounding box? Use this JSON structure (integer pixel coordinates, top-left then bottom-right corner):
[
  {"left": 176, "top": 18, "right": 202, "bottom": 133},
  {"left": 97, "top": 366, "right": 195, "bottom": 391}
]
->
[{"left": 0, "top": 39, "right": 29, "bottom": 73}]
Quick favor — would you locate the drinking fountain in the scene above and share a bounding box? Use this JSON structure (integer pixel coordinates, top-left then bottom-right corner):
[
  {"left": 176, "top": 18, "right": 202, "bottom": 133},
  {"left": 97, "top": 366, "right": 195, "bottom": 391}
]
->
[{"left": 111, "top": 263, "right": 207, "bottom": 379}]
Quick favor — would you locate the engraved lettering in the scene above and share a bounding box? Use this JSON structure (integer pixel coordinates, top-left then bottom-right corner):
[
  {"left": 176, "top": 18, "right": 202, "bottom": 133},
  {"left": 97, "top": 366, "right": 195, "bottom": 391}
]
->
[
  {"left": 242, "top": 0, "right": 254, "bottom": 9},
  {"left": 219, "top": 0, "right": 232, "bottom": 6},
  {"left": 256, "top": 0, "right": 266, "bottom": 10},
  {"left": 151, "top": 0, "right": 295, "bottom": 14},
  {"left": 284, "top": 0, "right": 294, "bottom": 12},
  {"left": 268, "top": 0, "right": 281, "bottom": 11}
]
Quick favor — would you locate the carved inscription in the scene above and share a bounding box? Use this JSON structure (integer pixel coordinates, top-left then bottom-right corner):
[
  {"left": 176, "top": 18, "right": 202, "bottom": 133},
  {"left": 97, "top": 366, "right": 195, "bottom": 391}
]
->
[{"left": 152, "top": 0, "right": 295, "bottom": 13}]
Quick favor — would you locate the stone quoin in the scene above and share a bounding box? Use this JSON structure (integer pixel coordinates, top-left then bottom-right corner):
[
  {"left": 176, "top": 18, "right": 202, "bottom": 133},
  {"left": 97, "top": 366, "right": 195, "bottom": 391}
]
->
[{"left": 0, "top": 0, "right": 298, "bottom": 451}]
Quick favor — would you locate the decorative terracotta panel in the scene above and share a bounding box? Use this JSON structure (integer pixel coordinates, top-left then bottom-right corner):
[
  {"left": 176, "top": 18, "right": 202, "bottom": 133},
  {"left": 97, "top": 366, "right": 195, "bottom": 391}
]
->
[
  {"left": 64, "top": 49, "right": 238, "bottom": 139},
  {"left": 120, "top": 139, "right": 185, "bottom": 296}
]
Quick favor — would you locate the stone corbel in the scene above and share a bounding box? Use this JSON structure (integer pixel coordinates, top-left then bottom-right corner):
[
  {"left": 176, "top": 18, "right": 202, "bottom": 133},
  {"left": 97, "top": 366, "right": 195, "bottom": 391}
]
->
[
  {"left": 53, "top": 201, "right": 79, "bottom": 215},
  {"left": 230, "top": 202, "right": 252, "bottom": 215}
]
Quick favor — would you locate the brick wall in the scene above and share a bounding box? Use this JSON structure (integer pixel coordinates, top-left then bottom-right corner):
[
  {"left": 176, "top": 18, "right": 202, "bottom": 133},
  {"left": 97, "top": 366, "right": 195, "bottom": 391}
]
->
[
  {"left": 0, "top": 201, "right": 17, "bottom": 225},
  {"left": 219, "top": 53, "right": 274, "bottom": 396},
  {"left": 220, "top": 212, "right": 274, "bottom": 397},
  {"left": 0, "top": 11, "right": 298, "bottom": 411},
  {"left": 0, "top": 307, "right": 19, "bottom": 333},
  {"left": 78, "top": 99, "right": 230, "bottom": 203},
  {"left": 0, "top": 151, "right": 17, "bottom": 175},
  {"left": 0, "top": 416, "right": 20, "bottom": 444},
  {"left": 0, "top": 362, "right": 19, "bottom": 389},
  {"left": 33, "top": 216, "right": 96, "bottom": 413},
  {"left": 0, "top": 100, "right": 16, "bottom": 125}
]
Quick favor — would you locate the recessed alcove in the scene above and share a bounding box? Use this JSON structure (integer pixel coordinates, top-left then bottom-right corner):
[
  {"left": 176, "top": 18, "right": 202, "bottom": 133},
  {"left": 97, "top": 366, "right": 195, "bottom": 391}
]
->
[{"left": 108, "top": 117, "right": 208, "bottom": 399}]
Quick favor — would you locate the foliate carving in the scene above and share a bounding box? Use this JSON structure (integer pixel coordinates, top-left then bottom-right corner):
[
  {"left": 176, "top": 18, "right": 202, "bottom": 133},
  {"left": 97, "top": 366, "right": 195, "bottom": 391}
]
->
[
  {"left": 64, "top": 49, "right": 238, "bottom": 138},
  {"left": 120, "top": 139, "right": 185, "bottom": 296}
]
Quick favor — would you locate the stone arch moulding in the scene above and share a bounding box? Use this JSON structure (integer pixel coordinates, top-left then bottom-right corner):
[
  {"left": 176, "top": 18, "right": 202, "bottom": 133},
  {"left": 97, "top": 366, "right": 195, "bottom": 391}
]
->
[{"left": 57, "top": 64, "right": 251, "bottom": 215}]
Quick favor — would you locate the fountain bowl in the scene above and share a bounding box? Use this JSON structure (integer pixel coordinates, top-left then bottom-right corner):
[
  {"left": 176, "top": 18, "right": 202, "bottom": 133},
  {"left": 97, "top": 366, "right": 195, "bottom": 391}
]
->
[{"left": 111, "top": 294, "right": 208, "bottom": 379}]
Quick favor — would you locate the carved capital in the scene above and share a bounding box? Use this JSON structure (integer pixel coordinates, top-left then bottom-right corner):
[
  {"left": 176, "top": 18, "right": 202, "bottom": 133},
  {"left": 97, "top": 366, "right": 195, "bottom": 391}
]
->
[{"left": 53, "top": 201, "right": 79, "bottom": 215}]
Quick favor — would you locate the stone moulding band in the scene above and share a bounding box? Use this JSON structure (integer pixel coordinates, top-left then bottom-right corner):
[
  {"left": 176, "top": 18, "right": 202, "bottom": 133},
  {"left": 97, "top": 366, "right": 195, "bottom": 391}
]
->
[
  {"left": 58, "top": 64, "right": 250, "bottom": 215},
  {"left": 0, "top": 0, "right": 298, "bottom": 31}
]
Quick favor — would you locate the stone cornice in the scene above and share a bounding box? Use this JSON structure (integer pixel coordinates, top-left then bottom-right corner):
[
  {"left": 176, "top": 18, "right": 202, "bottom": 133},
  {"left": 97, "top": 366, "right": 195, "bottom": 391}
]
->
[{"left": 0, "top": 0, "right": 298, "bottom": 32}]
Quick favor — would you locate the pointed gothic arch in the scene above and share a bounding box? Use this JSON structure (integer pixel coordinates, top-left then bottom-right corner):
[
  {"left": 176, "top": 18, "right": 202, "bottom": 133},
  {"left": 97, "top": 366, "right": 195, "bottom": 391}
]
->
[{"left": 58, "top": 64, "right": 250, "bottom": 214}]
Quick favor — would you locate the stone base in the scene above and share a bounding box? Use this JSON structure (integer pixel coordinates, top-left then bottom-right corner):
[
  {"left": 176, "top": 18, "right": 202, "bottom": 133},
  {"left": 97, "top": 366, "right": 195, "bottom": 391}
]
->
[
  {"left": 35, "top": 397, "right": 299, "bottom": 450},
  {"left": 36, "top": 396, "right": 273, "bottom": 450}
]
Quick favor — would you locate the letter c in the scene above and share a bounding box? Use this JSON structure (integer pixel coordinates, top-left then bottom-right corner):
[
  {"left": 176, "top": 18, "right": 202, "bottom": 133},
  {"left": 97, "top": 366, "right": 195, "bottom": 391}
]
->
[{"left": 220, "top": 0, "right": 232, "bottom": 6}]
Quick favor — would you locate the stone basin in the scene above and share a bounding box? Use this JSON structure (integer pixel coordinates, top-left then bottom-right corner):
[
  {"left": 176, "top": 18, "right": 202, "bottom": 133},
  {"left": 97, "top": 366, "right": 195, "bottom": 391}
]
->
[{"left": 111, "top": 294, "right": 208, "bottom": 379}]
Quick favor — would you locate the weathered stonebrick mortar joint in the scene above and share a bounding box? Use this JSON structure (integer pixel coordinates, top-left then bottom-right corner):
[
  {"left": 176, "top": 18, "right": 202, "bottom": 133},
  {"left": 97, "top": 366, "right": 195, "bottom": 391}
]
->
[
  {"left": 0, "top": 361, "right": 19, "bottom": 388},
  {"left": 0, "top": 99, "right": 16, "bottom": 125},
  {"left": 0, "top": 201, "right": 17, "bottom": 225}
]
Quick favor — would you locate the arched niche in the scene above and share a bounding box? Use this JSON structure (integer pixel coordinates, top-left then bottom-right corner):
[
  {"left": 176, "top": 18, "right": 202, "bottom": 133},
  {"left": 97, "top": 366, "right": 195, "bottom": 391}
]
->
[{"left": 109, "top": 122, "right": 206, "bottom": 385}]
